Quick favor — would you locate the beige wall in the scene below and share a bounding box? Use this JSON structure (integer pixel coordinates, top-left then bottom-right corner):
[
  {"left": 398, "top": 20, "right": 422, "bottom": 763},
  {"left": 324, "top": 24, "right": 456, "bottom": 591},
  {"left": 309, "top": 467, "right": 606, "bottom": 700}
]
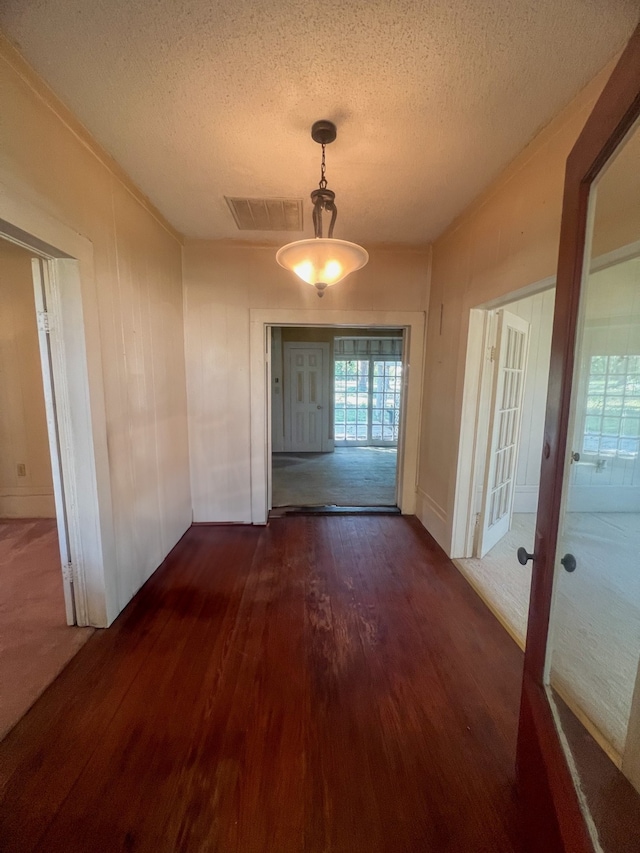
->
[
  {"left": 0, "top": 36, "right": 191, "bottom": 624},
  {"left": 0, "top": 240, "right": 55, "bottom": 517},
  {"left": 183, "top": 242, "right": 429, "bottom": 522},
  {"left": 416, "top": 61, "right": 616, "bottom": 551}
]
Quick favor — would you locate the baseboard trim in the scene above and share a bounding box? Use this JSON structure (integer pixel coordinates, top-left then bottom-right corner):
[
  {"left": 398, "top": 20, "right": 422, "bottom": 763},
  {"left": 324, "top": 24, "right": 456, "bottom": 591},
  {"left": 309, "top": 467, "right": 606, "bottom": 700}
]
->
[
  {"left": 415, "top": 487, "right": 450, "bottom": 553},
  {"left": 0, "top": 493, "right": 56, "bottom": 518}
]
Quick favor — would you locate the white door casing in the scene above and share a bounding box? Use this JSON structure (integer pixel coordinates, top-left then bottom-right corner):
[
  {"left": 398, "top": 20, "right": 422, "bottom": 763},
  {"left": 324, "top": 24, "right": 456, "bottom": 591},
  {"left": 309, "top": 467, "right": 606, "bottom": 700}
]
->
[
  {"left": 478, "top": 309, "right": 531, "bottom": 557},
  {"left": 283, "top": 342, "right": 330, "bottom": 452},
  {"left": 249, "top": 309, "right": 425, "bottom": 524},
  {"left": 32, "top": 258, "right": 75, "bottom": 624},
  {"left": 0, "top": 190, "right": 114, "bottom": 626}
]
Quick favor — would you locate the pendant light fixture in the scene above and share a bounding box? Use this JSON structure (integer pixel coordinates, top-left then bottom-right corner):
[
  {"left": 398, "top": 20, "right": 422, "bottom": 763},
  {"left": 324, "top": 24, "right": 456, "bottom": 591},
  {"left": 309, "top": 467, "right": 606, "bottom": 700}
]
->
[{"left": 276, "top": 120, "right": 369, "bottom": 297}]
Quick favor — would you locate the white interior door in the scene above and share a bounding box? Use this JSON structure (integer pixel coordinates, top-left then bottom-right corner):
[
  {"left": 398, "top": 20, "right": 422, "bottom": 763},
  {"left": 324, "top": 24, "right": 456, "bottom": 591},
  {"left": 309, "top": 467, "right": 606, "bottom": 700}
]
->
[
  {"left": 478, "top": 309, "right": 530, "bottom": 557},
  {"left": 284, "top": 343, "right": 329, "bottom": 452},
  {"left": 32, "top": 258, "right": 75, "bottom": 624}
]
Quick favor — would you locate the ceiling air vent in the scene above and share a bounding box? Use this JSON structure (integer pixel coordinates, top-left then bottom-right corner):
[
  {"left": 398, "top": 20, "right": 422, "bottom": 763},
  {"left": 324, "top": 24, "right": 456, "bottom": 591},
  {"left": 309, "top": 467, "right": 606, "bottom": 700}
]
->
[{"left": 225, "top": 197, "right": 303, "bottom": 232}]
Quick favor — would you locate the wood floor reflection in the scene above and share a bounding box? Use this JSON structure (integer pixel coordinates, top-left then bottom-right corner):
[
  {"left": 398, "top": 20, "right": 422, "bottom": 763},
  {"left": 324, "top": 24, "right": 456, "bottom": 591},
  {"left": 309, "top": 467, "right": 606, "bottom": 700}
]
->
[{"left": 0, "top": 517, "right": 525, "bottom": 852}]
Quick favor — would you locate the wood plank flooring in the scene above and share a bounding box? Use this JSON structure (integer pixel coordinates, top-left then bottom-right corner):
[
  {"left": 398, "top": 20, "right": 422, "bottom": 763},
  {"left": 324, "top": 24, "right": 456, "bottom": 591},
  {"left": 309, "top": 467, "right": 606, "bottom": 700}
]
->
[
  {"left": 0, "top": 517, "right": 525, "bottom": 852},
  {"left": 0, "top": 519, "right": 93, "bottom": 738}
]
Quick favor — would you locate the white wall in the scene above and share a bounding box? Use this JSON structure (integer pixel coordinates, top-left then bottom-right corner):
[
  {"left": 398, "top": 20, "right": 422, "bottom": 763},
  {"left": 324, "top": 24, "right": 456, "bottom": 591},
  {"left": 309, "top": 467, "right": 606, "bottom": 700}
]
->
[
  {"left": 0, "top": 240, "right": 55, "bottom": 517},
  {"left": 0, "top": 36, "right": 191, "bottom": 624},
  {"left": 183, "top": 241, "right": 429, "bottom": 522}
]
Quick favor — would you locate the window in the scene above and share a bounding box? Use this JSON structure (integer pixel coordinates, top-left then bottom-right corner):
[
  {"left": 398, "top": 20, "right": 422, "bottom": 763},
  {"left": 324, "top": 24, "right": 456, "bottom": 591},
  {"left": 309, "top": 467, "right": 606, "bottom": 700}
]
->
[
  {"left": 334, "top": 356, "right": 402, "bottom": 445},
  {"left": 583, "top": 354, "right": 640, "bottom": 459}
]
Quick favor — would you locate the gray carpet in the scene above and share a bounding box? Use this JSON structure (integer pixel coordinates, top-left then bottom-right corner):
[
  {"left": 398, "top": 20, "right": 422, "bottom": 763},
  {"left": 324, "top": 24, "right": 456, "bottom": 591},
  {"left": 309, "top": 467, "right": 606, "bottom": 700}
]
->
[{"left": 272, "top": 447, "right": 397, "bottom": 507}]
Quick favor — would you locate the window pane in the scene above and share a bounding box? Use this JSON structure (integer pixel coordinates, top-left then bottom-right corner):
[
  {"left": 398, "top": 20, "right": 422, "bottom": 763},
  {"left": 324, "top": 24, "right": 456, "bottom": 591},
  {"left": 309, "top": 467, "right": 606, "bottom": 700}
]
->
[
  {"left": 602, "top": 417, "right": 620, "bottom": 436},
  {"left": 582, "top": 355, "right": 640, "bottom": 460},
  {"left": 606, "top": 375, "right": 626, "bottom": 394},
  {"left": 585, "top": 415, "right": 601, "bottom": 434},
  {"left": 623, "top": 398, "right": 640, "bottom": 417},
  {"left": 621, "top": 418, "right": 640, "bottom": 437}
]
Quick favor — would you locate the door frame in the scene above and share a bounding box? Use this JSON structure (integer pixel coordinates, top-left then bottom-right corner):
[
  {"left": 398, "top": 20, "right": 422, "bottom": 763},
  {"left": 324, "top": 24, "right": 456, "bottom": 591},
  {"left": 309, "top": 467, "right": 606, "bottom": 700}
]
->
[
  {"left": 249, "top": 309, "right": 425, "bottom": 524},
  {"left": 451, "top": 278, "right": 555, "bottom": 559},
  {"left": 31, "top": 258, "right": 75, "bottom": 624},
  {"left": 282, "top": 341, "right": 332, "bottom": 452},
  {"left": 0, "top": 189, "right": 115, "bottom": 627},
  {"left": 517, "top": 24, "right": 640, "bottom": 853}
]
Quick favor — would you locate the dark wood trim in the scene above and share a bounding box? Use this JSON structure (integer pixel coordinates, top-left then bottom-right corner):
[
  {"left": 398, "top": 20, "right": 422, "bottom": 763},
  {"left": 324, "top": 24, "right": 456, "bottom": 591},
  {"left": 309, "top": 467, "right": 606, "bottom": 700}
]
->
[
  {"left": 518, "top": 677, "right": 593, "bottom": 853},
  {"left": 518, "top": 22, "right": 640, "bottom": 853}
]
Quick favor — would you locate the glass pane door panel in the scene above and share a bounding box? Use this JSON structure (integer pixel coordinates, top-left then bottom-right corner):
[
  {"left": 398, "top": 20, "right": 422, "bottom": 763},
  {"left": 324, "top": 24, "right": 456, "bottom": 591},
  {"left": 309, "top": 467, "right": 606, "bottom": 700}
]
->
[
  {"left": 372, "top": 360, "right": 402, "bottom": 443},
  {"left": 334, "top": 359, "right": 369, "bottom": 442},
  {"left": 545, "top": 118, "right": 640, "bottom": 849},
  {"left": 335, "top": 357, "right": 402, "bottom": 445}
]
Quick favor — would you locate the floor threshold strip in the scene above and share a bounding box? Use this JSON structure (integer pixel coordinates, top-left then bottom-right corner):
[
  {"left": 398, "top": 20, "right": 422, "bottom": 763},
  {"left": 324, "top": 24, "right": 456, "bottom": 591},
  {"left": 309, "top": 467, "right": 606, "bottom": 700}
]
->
[{"left": 269, "top": 505, "right": 401, "bottom": 517}]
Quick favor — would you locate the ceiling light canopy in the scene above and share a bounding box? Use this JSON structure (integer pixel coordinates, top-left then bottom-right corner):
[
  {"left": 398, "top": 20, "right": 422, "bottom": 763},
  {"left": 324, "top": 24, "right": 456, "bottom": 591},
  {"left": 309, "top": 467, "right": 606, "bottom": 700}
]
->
[{"left": 276, "top": 120, "right": 368, "bottom": 297}]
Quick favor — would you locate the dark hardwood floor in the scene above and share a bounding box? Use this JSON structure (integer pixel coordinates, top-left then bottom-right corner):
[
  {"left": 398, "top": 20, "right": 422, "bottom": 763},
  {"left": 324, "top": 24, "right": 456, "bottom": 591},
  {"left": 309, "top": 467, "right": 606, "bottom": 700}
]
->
[{"left": 0, "top": 516, "right": 525, "bottom": 852}]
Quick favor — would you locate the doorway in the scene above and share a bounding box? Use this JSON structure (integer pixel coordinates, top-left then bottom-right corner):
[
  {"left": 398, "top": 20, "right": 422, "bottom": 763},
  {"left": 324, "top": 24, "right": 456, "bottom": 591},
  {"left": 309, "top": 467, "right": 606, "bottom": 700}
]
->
[
  {"left": 0, "top": 237, "right": 93, "bottom": 739},
  {"left": 271, "top": 327, "right": 404, "bottom": 509},
  {"left": 249, "top": 307, "right": 425, "bottom": 524},
  {"left": 453, "top": 285, "right": 555, "bottom": 646}
]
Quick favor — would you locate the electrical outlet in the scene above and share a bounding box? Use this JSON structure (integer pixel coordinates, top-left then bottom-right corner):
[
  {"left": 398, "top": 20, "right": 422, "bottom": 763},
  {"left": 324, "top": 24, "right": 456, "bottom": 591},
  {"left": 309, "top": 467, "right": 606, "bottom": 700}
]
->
[{"left": 17, "top": 463, "right": 26, "bottom": 477}]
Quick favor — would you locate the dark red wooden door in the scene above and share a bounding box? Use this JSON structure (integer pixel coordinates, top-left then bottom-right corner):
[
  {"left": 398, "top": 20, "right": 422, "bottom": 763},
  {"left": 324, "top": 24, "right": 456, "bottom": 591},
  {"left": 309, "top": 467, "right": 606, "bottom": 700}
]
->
[{"left": 517, "top": 24, "right": 640, "bottom": 853}]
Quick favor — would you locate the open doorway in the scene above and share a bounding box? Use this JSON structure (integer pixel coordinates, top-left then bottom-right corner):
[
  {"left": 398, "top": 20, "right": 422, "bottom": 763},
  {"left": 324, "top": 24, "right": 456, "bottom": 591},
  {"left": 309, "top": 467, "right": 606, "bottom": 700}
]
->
[
  {"left": 454, "top": 246, "right": 640, "bottom": 678},
  {"left": 452, "top": 284, "right": 556, "bottom": 645},
  {"left": 0, "top": 237, "right": 93, "bottom": 739},
  {"left": 270, "top": 326, "right": 404, "bottom": 510}
]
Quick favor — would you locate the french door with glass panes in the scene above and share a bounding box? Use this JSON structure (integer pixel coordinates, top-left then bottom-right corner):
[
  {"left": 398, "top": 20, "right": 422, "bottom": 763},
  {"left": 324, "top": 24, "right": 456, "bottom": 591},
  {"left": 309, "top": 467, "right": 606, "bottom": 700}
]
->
[{"left": 334, "top": 357, "right": 402, "bottom": 446}]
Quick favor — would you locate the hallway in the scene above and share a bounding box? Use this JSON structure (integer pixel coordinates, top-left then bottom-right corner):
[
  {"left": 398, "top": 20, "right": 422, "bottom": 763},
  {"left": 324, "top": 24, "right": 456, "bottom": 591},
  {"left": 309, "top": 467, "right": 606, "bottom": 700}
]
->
[{"left": 0, "top": 517, "right": 524, "bottom": 852}]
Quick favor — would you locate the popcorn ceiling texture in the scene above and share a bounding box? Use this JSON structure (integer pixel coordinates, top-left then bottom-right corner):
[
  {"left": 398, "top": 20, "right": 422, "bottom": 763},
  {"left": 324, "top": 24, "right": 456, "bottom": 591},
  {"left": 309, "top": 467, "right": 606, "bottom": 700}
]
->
[{"left": 1, "top": 0, "right": 638, "bottom": 243}]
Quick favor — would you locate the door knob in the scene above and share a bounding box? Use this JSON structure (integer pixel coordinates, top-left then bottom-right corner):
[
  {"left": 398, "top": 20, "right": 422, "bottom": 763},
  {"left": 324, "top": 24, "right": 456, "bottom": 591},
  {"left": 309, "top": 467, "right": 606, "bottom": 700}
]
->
[
  {"left": 517, "top": 547, "right": 534, "bottom": 565},
  {"left": 317, "top": 405, "right": 323, "bottom": 409},
  {"left": 560, "top": 553, "right": 577, "bottom": 573}
]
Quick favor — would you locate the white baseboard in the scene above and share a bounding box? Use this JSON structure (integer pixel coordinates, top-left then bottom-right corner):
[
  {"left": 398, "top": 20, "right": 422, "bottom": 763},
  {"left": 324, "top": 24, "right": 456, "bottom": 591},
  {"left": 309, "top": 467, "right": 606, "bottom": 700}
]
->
[
  {"left": 0, "top": 491, "right": 56, "bottom": 518},
  {"left": 415, "top": 487, "right": 450, "bottom": 553}
]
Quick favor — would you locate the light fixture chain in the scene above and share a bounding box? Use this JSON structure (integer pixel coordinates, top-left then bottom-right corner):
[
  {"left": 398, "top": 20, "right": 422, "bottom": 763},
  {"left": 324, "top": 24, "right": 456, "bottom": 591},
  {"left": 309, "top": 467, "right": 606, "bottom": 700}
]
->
[{"left": 319, "top": 142, "right": 327, "bottom": 189}]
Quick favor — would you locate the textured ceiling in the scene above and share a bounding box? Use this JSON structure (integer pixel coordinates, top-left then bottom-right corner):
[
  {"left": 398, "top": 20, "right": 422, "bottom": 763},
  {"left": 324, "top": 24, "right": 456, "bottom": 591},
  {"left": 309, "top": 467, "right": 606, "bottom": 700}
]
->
[{"left": 1, "top": 1, "right": 638, "bottom": 245}]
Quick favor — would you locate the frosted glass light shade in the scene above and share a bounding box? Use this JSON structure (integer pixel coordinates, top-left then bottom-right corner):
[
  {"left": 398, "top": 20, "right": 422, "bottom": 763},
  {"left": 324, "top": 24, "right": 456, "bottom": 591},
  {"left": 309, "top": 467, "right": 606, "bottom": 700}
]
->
[{"left": 276, "top": 238, "right": 369, "bottom": 295}]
